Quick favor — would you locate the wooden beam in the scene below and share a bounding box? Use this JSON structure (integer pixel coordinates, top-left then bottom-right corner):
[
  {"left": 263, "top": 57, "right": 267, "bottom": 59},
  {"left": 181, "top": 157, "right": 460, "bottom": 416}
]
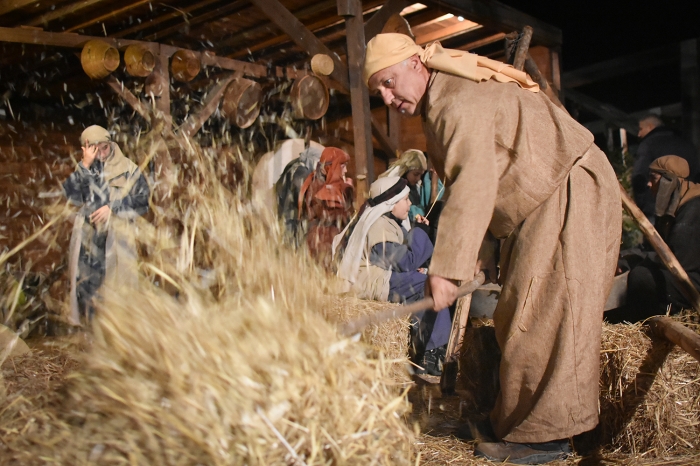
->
[
  {"left": 561, "top": 44, "right": 679, "bottom": 89},
  {"left": 427, "top": 0, "right": 561, "bottom": 47},
  {"left": 371, "top": 116, "right": 397, "bottom": 157},
  {"left": 387, "top": 106, "right": 401, "bottom": 154},
  {"left": 177, "top": 74, "right": 236, "bottom": 139},
  {"left": 340, "top": 0, "right": 374, "bottom": 204},
  {"left": 26, "top": 0, "right": 107, "bottom": 27},
  {"left": 249, "top": 0, "right": 350, "bottom": 91},
  {"left": 220, "top": 0, "right": 336, "bottom": 51},
  {"left": 142, "top": 0, "right": 247, "bottom": 42},
  {"left": 415, "top": 19, "right": 481, "bottom": 46},
  {"left": 111, "top": 0, "right": 220, "bottom": 38},
  {"left": 363, "top": 0, "right": 407, "bottom": 44},
  {"left": 564, "top": 88, "right": 638, "bottom": 135},
  {"left": 648, "top": 317, "right": 700, "bottom": 363},
  {"left": 0, "top": 0, "right": 38, "bottom": 17},
  {"left": 106, "top": 76, "right": 152, "bottom": 122},
  {"left": 67, "top": 0, "right": 151, "bottom": 33}
]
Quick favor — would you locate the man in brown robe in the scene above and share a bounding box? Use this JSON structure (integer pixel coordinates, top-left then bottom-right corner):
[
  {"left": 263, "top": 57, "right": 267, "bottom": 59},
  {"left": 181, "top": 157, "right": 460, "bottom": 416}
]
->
[{"left": 365, "top": 34, "right": 621, "bottom": 463}]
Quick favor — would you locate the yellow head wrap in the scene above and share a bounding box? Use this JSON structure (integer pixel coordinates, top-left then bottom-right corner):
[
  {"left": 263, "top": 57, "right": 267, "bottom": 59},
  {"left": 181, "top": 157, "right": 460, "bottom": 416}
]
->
[{"left": 363, "top": 33, "right": 539, "bottom": 93}]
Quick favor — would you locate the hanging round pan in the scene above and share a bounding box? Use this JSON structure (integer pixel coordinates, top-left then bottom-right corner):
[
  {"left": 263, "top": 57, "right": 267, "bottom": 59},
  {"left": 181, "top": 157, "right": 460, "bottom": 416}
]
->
[
  {"left": 290, "top": 75, "right": 329, "bottom": 120},
  {"left": 124, "top": 44, "right": 155, "bottom": 78},
  {"left": 81, "top": 40, "right": 120, "bottom": 79},
  {"left": 221, "top": 78, "right": 263, "bottom": 129}
]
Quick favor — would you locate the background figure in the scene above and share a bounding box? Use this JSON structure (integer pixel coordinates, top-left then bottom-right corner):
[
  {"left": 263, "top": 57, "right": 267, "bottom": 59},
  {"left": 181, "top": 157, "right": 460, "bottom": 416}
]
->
[
  {"left": 333, "top": 176, "right": 451, "bottom": 375},
  {"left": 63, "top": 125, "right": 149, "bottom": 324},
  {"left": 275, "top": 143, "right": 324, "bottom": 246},
  {"left": 632, "top": 115, "right": 699, "bottom": 218},
  {"left": 298, "top": 147, "right": 354, "bottom": 270},
  {"left": 380, "top": 149, "right": 444, "bottom": 230},
  {"left": 610, "top": 155, "right": 700, "bottom": 322}
]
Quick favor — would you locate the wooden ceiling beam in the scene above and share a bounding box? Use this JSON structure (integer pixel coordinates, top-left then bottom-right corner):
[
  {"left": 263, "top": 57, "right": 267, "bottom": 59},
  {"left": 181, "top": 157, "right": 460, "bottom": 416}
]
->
[
  {"left": 142, "top": 0, "right": 248, "bottom": 42},
  {"left": 0, "top": 0, "right": 38, "bottom": 17},
  {"left": 363, "top": 0, "right": 407, "bottom": 44},
  {"left": 564, "top": 88, "right": 638, "bottom": 134},
  {"left": 426, "top": 0, "right": 561, "bottom": 47},
  {"left": 112, "top": 0, "right": 221, "bottom": 39},
  {"left": 249, "top": 0, "right": 349, "bottom": 90},
  {"left": 26, "top": 0, "right": 108, "bottom": 27},
  {"left": 66, "top": 0, "right": 151, "bottom": 33}
]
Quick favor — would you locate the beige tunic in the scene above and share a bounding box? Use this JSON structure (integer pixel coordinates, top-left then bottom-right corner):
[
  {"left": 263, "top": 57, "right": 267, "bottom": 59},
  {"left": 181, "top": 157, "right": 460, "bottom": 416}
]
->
[
  {"left": 352, "top": 216, "right": 403, "bottom": 301},
  {"left": 423, "top": 72, "right": 621, "bottom": 442}
]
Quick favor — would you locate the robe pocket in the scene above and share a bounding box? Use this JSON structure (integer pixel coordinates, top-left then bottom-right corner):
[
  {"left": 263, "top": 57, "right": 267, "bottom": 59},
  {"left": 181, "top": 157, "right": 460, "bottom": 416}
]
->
[{"left": 506, "top": 270, "right": 569, "bottom": 343}]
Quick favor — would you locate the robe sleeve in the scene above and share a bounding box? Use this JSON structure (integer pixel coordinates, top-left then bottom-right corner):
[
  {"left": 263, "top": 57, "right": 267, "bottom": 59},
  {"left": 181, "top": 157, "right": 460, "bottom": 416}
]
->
[
  {"left": 426, "top": 89, "right": 501, "bottom": 282},
  {"left": 370, "top": 227, "right": 433, "bottom": 272},
  {"left": 62, "top": 164, "right": 92, "bottom": 206}
]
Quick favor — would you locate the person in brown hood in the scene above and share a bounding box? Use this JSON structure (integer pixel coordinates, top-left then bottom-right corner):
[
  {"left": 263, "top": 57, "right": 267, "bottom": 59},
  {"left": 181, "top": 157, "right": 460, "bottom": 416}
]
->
[
  {"left": 621, "top": 155, "right": 700, "bottom": 321},
  {"left": 364, "top": 33, "right": 622, "bottom": 463}
]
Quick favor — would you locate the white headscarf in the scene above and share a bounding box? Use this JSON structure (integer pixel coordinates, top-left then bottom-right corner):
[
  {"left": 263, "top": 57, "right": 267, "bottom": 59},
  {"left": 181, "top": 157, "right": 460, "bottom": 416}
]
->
[{"left": 332, "top": 176, "right": 410, "bottom": 285}]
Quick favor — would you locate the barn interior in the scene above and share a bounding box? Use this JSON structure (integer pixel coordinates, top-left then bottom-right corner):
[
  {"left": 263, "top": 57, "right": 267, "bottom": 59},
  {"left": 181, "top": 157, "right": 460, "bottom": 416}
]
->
[{"left": 0, "top": 0, "right": 699, "bottom": 464}]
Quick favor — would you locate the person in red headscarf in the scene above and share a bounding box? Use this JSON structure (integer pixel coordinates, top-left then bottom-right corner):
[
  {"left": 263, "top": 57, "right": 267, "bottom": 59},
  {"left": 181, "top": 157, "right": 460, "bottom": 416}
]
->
[{"left": 298, "top": 147, "right": 355, "bottom": 269}]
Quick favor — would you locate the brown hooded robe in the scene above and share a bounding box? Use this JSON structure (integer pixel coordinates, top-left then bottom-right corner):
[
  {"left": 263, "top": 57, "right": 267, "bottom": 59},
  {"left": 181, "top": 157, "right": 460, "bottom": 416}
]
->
[{"left": 422, "top": 72, "right": 621, "bottom": 443}]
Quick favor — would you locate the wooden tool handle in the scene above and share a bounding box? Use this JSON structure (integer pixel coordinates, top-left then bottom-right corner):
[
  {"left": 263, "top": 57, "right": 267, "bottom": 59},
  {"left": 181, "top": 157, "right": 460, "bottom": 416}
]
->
[
  {"left": 340, "top": 272, "right": 485, "bottom": 336},
  {"left": 619, "top": 186, "right": 700, "bottom": 314}
]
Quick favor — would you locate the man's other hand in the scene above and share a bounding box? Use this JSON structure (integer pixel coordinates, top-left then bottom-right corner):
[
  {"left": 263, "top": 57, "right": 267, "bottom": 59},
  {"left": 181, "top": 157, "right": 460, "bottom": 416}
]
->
[
  {"left": 426, "top": 275, "right": 459, "bottom": 311},
  {"left": 90, "top": 205, "right": 111, "bottom": 225}
]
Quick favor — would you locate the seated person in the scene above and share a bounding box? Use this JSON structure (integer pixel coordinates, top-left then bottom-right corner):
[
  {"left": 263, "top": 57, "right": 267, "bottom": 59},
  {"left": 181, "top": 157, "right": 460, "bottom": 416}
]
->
[
  {"left": 333, "top": 176, "right": 451, "bottom": 375},
  {"left": 608, "top": 155, "right": 700, "bottom": 323},
  {"left": 378, "top": 149, "right": 444, "bottom": 230},
  {"left": 298, "top": 147, "right": 354, "bottom": 270},
  {"left": 275, "top": 143, "right": 323, "bottom": 246}
]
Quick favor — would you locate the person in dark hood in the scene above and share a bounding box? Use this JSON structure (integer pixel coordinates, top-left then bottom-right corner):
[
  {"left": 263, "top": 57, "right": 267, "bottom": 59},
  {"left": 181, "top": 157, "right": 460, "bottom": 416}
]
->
[
  {"left": 613, "top": 155, "right": 700, "bottom": 322},
  {"left": 632, "top": 115, "right": 699, "bottom": 219}
]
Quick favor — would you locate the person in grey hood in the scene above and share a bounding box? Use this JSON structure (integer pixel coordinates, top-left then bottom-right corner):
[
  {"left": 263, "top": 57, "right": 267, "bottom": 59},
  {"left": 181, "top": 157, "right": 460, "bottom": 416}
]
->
[{"left": 275, "top": 142, "right": 324, "bottom": 245}]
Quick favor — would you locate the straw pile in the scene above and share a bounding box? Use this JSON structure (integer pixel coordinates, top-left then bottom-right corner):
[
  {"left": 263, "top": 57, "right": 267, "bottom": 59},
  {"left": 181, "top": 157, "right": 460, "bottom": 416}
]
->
[
  {"left": 599, "top": 319, "right": 700, "bottom": 456},
  {"left": 0, "top": 139, "right": 414, "bottom": 464}
]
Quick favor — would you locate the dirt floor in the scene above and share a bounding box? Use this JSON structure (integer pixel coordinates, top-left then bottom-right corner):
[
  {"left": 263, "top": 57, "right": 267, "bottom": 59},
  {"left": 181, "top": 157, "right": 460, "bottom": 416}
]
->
[{"left": 0, "top": 337, "right": 698, "bottom": 465}]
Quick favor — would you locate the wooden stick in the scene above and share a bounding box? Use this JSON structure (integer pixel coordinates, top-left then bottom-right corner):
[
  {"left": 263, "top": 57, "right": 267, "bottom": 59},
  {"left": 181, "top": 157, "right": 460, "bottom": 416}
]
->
[
  {"left": 512, "top": 26, "right": 533, "bottom": 71},
  {"left": 620, "top": 187, "right": 700, "bottom": 313},
  {"left": 440, "top": 293, "right": 472, "bottom": 394},
  {"left": 340, "top": 272, "right": 485, "bottom": 336},
  {"left": 647, "top": 316, "right": 700, "bottom": 363}
]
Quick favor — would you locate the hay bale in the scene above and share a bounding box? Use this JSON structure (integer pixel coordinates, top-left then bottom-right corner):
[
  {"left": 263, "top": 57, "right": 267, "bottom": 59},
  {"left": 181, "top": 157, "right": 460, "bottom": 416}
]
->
[
  {"left": 599, "top": 320, "right": 700, "bottom": 456},
  {"left": 326, "top": 296, "right": 411, "bottom": 383}
]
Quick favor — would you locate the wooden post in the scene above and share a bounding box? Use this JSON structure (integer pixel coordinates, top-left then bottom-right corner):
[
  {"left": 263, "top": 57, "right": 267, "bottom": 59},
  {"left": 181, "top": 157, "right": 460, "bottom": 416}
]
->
[
  {"left": 648, "top": 316, "right": 700, "bottom": 363},
  {"left": 339, "top": 0, "right": 374, "bottom": 206},
  {"left": 680, "top": 39, "right": 700, "bottom": 150},
  {"left": 620, "top": 186, "right": 700, "bottom": 314},
  {"left": 512, "top": 26, "right": 533, "bottom": 71},
  {"left": 388, "top": 107, "right": 401, "bottom": 157}
]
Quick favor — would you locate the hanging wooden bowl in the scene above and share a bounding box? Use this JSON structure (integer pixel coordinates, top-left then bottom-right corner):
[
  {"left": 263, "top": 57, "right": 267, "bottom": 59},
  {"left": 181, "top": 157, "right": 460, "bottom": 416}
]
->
[
  {"left": 221, "top": 78, "right": 262, "bottom": 128},
  {"left": 124, "top": 44, "right": 155, "bottom": 78},
  {"left": 81, "top": 40, "right": 120, "bottom": 80},
  {"left": 171, "top": 50, "right": 201, "bottom": 82},
  {"left": 290, "top": 75, "right": 329, "bottom": 120}
]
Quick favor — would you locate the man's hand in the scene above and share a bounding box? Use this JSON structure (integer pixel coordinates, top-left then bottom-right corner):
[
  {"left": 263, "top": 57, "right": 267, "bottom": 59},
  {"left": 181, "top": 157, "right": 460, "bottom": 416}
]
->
[
  {"left": 426, "top": 275, "right": 459, "bottom": 311},
  {"left": 90, "top": 205, "right": 111, "bottom": 225},
  {"left": 81, "top": 143, "right": 98, "bottom": 169}
]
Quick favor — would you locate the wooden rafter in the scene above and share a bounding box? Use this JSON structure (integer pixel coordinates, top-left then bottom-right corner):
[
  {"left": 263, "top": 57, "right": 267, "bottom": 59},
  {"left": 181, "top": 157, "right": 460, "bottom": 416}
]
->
[
  {"left": 106, "top": 75, "right": 152, "bottom": 122},
  {"left": 111, "top": 0, "right": 221, "bottom": 39},
  {"left": 67, "top": 0, "right": 151, "bottom": 33},
  {"left": 363, "top": 0, "right": 407, "bottom": 44},
  {"left": 249, "top": 0, "right": 349, "bottom": 90},
  {"left": 177, "top": 73, "right": 236, "bottom": 139},
  {"left": 428, "top": 0, "right": 561, "bottom": 47},
  {"left": 142, "top": 0, "right": 248, "bottom": 42},
  {"left": 0, "top": 0, "right": 38, "bottom": 17},
  {"left": 26, "top": 0, "right": 108, "bottom": 27},
  {"left": 564, "top": 88, "right": 638, "bottom": 134}
]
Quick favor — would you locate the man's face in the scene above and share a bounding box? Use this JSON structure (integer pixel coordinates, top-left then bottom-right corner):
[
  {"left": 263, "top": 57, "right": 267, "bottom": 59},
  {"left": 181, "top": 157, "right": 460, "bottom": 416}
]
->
[
  {"left": 85, "top": 141, "right": 112, "bottom": 161},
  {"left": 638, "top": 120, "right": 655, "bottom": 139},
  {"left": 648, "top": 172, "right": 662, "bottom": 196},
  {"left": 368, "top": 57, "right": 428, "bottom": 116}
]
